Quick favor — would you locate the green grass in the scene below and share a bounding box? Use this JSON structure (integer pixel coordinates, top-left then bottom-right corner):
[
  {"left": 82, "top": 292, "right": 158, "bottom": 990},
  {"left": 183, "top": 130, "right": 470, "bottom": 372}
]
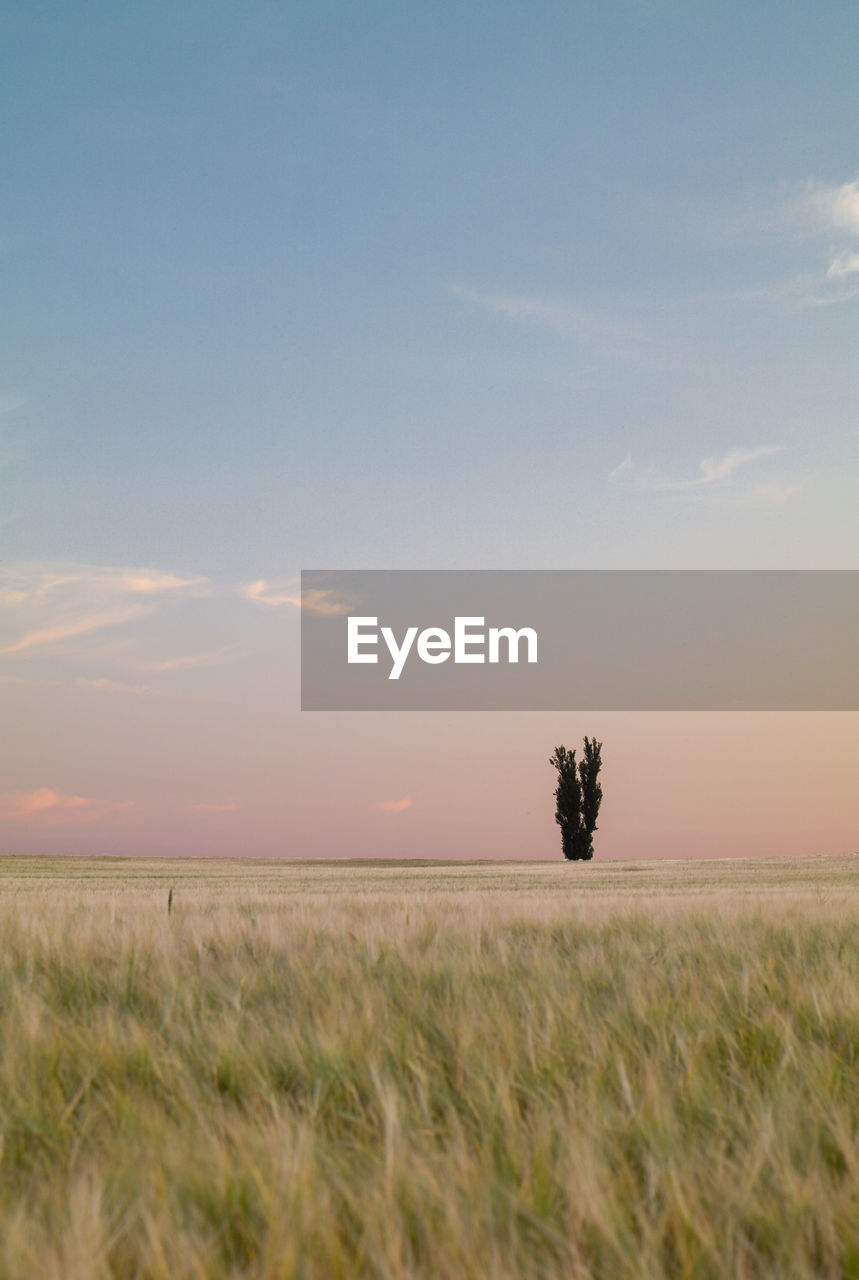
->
[{"left": 0, "top": 855, "right": 857, "bottom": 1278}]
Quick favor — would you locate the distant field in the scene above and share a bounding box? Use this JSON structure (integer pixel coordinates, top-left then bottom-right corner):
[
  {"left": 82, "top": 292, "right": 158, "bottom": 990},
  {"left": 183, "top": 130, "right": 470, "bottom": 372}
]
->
[{"left": 1, "top": 854, "right": 857, "bottom": 1279}]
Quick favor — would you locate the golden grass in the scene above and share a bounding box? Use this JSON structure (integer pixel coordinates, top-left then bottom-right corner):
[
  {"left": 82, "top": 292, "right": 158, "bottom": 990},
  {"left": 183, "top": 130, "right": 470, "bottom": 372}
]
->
[{"left": 1, "top": 854, "right": 857, "bottom": 1279}]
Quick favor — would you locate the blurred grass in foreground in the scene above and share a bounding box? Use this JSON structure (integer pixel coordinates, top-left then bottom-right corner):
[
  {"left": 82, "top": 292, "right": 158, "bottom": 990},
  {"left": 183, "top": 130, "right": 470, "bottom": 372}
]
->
[{"left": 0, "top": 854, "right": 857, "bottom": 1279}]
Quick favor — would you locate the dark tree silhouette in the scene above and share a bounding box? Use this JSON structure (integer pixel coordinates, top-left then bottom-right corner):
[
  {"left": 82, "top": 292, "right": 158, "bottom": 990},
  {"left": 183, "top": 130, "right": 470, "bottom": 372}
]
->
[
  {"left": 549, "top": 737, "right": 603, "bottom": 861},
  {"left": 578, "top": 737, "right": 603, "bottom": 856},
  {"left": 548, "top": 744, "right": 581, "bottom": 861}
]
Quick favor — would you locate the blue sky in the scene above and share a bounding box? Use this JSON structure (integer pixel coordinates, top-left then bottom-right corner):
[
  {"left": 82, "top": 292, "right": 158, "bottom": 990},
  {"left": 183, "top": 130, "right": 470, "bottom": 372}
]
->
[{"left": 1, "top": 1, "right": 857, "bottom": 858}]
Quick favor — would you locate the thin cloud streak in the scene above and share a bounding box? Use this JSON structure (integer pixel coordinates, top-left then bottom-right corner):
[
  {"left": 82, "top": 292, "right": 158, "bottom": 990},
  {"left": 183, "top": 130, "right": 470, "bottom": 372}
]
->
[
  {"left": 75, "top": 676, "right": 156, "bottom": 696},
  {"left": 140, "top": 645, "right": 238, "bottom": 672},
  {"left": 609, "top": 445, "right": 799, "bottom": 506},
  {"left": 73, "top": 675, "right": 229, "bottom": 704},
  {"left": 449, "top": 284, "right": 663, "bottom": 366},
  {"left": 0, "top": 788, "right": 137, "bottom": 825},
  {"left": 1, "top": 564, "right": 208, "bottom": 601},
  {"left": 697, "top": 446, "right": 783, "bottom": 485},
  {"left": 0, "top": 561, "right": 208, "bottom": 659},
  {"left": 0, "top": 605, "right": 153, "bottom": 657}
]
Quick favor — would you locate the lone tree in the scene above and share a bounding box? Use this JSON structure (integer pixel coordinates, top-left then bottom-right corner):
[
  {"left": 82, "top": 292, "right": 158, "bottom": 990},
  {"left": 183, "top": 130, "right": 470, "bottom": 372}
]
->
[{"left": 549, "top": 737, "right": 603, "bottom": 861}]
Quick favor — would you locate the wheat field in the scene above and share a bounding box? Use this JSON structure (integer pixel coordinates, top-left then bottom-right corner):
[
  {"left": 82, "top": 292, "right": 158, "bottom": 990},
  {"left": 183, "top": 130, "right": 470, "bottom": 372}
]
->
[{"left": 0, "top": 854, "right": 857, "bottom": 1279}]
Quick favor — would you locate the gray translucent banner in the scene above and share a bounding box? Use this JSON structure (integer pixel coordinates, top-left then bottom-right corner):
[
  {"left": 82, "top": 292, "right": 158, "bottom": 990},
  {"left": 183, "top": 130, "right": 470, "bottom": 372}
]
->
[{"left": 300, "top": 571, "right": 858, "bottom": 710}]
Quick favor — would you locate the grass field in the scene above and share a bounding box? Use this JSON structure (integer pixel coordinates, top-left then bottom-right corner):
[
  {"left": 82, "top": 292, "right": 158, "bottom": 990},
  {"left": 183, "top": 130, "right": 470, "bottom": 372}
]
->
[{"left": 0, "top": 854, "right": 857, "bottom": 1279}]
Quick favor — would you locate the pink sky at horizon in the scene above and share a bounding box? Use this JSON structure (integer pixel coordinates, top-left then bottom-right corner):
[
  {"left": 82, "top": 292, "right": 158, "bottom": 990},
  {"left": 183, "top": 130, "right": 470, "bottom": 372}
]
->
[{"left": 1, "top": 564, "right": 857, "bottom": 863}]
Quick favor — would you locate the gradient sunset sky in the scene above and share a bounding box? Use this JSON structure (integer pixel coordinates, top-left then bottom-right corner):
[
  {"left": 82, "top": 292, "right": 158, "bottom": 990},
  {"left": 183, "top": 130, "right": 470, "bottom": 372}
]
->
[{"left": 1, "top": 1, "right": 857, "bottom": 860}]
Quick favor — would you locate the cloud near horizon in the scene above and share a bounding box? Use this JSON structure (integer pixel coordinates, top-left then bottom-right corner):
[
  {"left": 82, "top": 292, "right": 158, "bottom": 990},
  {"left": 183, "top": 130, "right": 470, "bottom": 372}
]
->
[
  {"left": 0, "top": 788, "right": 137, "bottom": 825},
  {"left": 373, "top": 797, "right": 413, "bottom": 814}
]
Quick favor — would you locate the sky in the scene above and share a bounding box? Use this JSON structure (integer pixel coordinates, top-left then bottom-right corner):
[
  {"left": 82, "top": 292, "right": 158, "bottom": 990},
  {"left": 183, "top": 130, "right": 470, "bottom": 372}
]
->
[{"left": 1, "top": 0, "right": 857, "bottom": 860}]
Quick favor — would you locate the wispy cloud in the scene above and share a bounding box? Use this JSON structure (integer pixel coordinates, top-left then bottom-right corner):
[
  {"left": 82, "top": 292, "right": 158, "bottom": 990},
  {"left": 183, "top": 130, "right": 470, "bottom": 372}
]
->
[
  {"left": 806, "top": 177, "right": 859, "bottom": 236},
  {"left": 75, "top": 676, "right": 156, "bottom": 696},
  {"left": 140, "top": 645, "right": 238, "bottom": 673},
  {"left": 1, "top": 606, "right": 153, "bottom": 657},
  {"left": 826, "top": 250, "right": 859, "bottom": 280},
  {"left": 449, "top": 285, "right": 661, "bottom": 366},
  {"left": 239, "top": 579, "right": 352, "bottom": 615},
  {"left": 78, "top": 568, "right": 207, "bottom": 595},
  {"left": 610, "top": 445, "right": 799, "bottom": 505},
  {"left": 239, "top": 579, "right": 300, "bottom": 608},
  {"left": 3, "top": 565, "right": 207, "bottom": 600},
  {"left": 0, "top": 562, "right": 208, "bottom": 659},
  {"left": 0, "top": 788, "right": 137, "bottom": 825},
  {"left": 73, "top": 675, "right": 227, "bottom": 704},
  {"left": 751, "top": 177, "right": 859, "bottom": 309},
  {"left": 693, "top": 445, "right": 783, "bottom": 485},
  {"left": 373, "top": 797, "right": 412, "bottom": 814},
  {"left": 740, "top": 480, "right": 803, "bottom": 506}
]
